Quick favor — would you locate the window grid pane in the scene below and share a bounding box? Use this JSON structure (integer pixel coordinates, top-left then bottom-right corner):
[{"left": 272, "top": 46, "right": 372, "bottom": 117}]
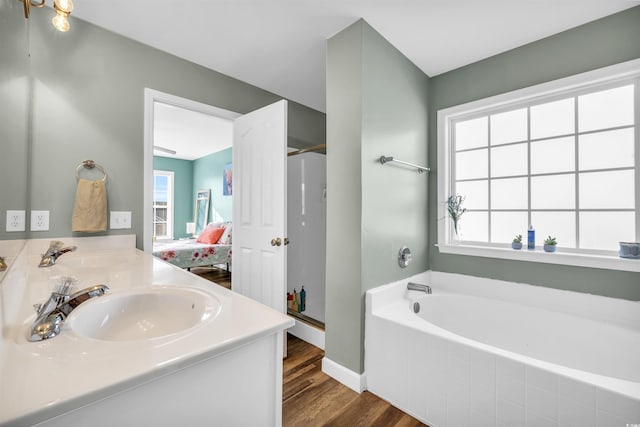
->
[
  {"left": 452, "top": 81, "right": 636, "bottom": 252},
  {"left": 153, "top": 170, "right": 174, "bottom": 239}
]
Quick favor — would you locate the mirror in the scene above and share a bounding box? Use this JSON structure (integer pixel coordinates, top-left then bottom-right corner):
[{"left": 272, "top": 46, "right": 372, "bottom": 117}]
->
[{"left": 194, "top": 189, "right": 210, "bottom": 236}]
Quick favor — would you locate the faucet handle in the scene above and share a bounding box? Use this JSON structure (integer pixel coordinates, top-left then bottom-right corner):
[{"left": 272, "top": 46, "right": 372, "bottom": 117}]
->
[
  {"left": 49, "top": 240, "right": 64, "bottom": 249},
  {"left": 55, "top": 276, "right": 77, "bottom": 295},
  {"left": 33, "top": 303, "right": 42, "bottom": 313}
]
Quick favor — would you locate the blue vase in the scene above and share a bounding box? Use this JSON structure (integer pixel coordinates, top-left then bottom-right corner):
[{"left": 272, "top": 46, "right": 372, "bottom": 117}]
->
[
  {"left": 543, "top": 244, "right": 557, "bottom": 253},
  {"left": 512, "top": 242, "right": 522, "bottom": 250}
]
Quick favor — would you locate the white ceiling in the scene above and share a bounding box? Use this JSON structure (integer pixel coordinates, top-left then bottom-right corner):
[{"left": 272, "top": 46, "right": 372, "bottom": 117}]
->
[
  {"left": 73, "top": 1, "right": 636, "bottom": 114},
  {"left": 153, "top": 102, "right": 233, "bottom": 161}
]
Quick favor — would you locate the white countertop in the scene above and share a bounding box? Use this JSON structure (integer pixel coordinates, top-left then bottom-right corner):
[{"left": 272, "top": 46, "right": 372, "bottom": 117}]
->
[{"left": 0, "top": 235, "right": 293, "bottom": 426}]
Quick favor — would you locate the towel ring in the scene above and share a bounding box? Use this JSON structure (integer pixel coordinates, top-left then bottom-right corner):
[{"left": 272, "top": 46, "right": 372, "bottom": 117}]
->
[{"left": 75, "top": 160, "right": 107, "bottom": 182}]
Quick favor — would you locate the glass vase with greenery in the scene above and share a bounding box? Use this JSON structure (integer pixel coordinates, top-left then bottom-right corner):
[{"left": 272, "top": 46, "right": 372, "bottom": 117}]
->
[{"left": 447, "top": 194, "right": 467, "bottom": 237}]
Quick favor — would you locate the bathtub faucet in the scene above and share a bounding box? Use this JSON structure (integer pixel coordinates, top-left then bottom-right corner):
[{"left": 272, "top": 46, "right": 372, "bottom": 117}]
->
[{"left": 407, "top": 282, "right": 432, "bottom": 294}]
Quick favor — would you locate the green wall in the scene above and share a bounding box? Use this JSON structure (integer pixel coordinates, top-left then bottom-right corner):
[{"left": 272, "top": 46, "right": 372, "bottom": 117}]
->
[
  {"left": 153, "top": 149, "right": 232, "bottom": 239},
  {"left": 428, "top": 6, "right": 640, "bottom": 300},
  {"left": 0, "top": 3, "right": 325, "bottom": 246},
  {"left": 193, "top": 148, "right": 233, "bottom": 223},
  {"left": 326, "top": 20, "right": 430, "bottom": 374},
  {"left": 153, "top": 156, "right": 194, "bottom": 239}
]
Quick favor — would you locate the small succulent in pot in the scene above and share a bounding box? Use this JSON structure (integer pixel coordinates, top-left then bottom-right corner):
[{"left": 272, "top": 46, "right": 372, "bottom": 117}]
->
[
  {"left": 447, "top": 194, "right": 467, "bottom": 237},
  {"left": 512, "top": 234, "right": 523, "bottom": 250},
  {"left": 543, "top": 236, "right": 557, "bottom": 252}
]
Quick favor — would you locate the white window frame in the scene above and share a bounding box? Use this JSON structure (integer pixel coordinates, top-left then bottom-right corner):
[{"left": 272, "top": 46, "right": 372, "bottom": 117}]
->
[
  {"left": 153, "top": 170, "right": 175, "bottom": 240},
  {"left": 437, "top": 59, "right": 640, "bottom": 272}
]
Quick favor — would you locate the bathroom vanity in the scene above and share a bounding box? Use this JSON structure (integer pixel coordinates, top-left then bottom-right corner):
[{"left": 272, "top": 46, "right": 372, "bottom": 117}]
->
[{"left": 0, "top": 235, "right": 293, "bottom": 427}]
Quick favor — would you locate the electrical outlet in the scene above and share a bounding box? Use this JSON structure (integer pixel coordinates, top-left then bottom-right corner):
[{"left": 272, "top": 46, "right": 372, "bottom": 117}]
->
[
  {"left": 6, "top": 210, "right": 26, "bottom": 232},
  {"left": 30, "top": 210, "right": 49, "bottom": 231},
  {"left": 110, "top": 211, "right": 132, "bottom": 229}
]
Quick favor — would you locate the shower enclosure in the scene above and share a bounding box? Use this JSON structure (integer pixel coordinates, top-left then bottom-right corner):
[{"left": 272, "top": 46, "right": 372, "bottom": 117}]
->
[{"left": 287, "top": 151, "right": 326, "bottom": 328}]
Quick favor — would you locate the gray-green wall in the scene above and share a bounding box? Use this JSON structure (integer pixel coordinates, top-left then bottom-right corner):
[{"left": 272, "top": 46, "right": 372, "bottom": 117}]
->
[
  {"left": 326, "top": 20, "right": 430, "bottom": 374},
  {"left": 153, "top": 156, "right": 194, "bottom": 239},
  {"left": 0, "top": 1, "right": 30, "bottom": 240},
  {"left": 325, "top": 8, "right": 640, "bottom": 376},
  {"left": 0, "top": 2, "right": 325, "bottom": 245},
  {"left": 193, "top": 148, "right": 233, "bottom": 223},
  {"left": 428, "top": 6, "right": 640, "bottom": 301}
]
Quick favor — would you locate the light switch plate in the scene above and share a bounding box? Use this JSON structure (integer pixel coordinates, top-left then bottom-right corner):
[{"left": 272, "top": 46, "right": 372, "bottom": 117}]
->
[
  {"left": 31, "top": 210, "right": 49, "bottom": 231},
  {"left": 110, "top": 211, "right": 132, "bottom": 229},
  {"left": 6, "top": 210, "right": 26, "bottom": 232}
]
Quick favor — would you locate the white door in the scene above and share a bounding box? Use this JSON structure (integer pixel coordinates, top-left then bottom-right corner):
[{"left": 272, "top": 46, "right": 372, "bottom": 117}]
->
[{"left": 232, "top": 100, "right": 287, "bottom": 314}]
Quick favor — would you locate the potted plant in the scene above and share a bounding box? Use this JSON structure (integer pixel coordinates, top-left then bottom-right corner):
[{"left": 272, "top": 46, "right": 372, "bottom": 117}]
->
[
  {"left": 447, "top": 194, "right": 467, "bottom": 237},
  {"left": 512, "top": 234, "right": 523, "bottom": 250},
  {"left": 543, "top": 236, "right": 557, "bottom": 252}
]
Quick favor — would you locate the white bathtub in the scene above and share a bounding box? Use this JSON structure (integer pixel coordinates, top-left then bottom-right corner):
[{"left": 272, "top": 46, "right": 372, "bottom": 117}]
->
[{"left": 365, "top": 271, "right": 640, "bottom": 427}]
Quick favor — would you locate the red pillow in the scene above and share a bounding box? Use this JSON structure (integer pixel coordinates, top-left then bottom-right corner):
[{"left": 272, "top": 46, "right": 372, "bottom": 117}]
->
[{"left": 196, "top": 227, "right": 225, "bottom": 244}]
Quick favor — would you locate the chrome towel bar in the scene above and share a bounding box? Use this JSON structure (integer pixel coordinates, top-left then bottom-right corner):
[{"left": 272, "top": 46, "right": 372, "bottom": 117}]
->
[{"left": 379, "top": 156, "right": 429, "bottom": 174}]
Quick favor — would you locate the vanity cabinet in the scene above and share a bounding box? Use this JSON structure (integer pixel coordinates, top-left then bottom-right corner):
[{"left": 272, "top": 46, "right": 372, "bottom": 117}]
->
[{"left": 0, "top": 235, "right": 292, "bottom": 427}]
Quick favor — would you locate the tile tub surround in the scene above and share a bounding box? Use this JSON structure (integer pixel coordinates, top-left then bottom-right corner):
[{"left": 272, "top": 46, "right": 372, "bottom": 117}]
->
[
  {"left": 365, "top": 271, "right": 640, "bottom": 427},
  {"left": 0, "top": 235, "right": 293, "bottom": 426}
]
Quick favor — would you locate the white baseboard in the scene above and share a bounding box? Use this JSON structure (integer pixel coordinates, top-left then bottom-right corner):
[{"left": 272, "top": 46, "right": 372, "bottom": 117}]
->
[
  {"left": 287, "top": 317, "right": 325, "bottom": 350},
  {"left": 321, "top": 357, "right": 366, "bottom": 393}
]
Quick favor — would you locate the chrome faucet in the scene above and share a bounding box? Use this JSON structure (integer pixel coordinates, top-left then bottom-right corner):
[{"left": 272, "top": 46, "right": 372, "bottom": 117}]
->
[
  {"left": 29, "top": 278, "right": 109, "bottom": 341},
  {"left": 38, "top": 241, "right": 77, "bottom": 268},
  {"left": 407, "top": 282, "right": 432, "bottom": 294}
]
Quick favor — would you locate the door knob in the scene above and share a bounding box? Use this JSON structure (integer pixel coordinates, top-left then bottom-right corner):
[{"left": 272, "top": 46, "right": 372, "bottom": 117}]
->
[
  {"left": 283, "top": 238, "right": 290, "bottom": 246},
  {"left": 271, "top": 237, "right": 282, "bottom": 247}
]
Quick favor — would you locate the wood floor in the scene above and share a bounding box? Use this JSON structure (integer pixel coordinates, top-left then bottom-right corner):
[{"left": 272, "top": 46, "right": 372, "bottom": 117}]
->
[
  {"left": 284, "top": 334, "right": 428, "bottom": 427},
  {"left": 194, "top": 270, "right": 428, "bottom": 426},
  {"left": 190, "top": 266, "right": 231, "bottom": 289}
]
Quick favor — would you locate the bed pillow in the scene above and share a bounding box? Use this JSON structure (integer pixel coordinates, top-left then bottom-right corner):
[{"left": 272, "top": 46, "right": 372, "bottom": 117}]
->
[
  {"left": 218, "top": 224, "right": 232, "bottom": 244},
  {"left": 196, "top": 227, "right": 225, "bottom": 244}
]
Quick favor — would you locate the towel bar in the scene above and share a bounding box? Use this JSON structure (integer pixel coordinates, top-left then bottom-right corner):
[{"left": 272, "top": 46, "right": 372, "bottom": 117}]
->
[{"left": 379, "top": 156, "right": 429, "bottom": 174}]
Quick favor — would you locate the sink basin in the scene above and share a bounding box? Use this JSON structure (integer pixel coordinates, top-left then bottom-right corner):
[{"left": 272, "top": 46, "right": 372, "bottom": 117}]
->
[{"left": 66, "top": 287, "right": 221, "bottom": 341}]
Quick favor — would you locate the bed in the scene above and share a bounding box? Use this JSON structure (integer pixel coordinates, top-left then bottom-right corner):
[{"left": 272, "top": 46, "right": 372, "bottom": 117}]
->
[{"left": 152, "top": 222, "right": 232, "bottom": 271}]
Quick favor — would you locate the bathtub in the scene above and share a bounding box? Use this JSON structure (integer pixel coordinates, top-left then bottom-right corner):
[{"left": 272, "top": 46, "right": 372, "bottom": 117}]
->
[{"left": 365, "top": 271, "right": 640, "bottom": 427}]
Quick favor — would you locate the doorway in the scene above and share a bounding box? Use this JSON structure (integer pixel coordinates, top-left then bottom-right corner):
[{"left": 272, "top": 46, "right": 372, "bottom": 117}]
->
[
  {"left": 143, "top": 89, "right": 240, "bottom": 253},
  {"left": 144, "top": 91, "right": 324, "bottom": 349}
]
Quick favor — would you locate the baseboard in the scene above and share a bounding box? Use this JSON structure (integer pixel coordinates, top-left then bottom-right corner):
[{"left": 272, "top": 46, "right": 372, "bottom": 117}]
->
[
  {"left": 321, "top": 357, "right": 366, "bottom": 393},
  {"left": 287, "top": 317, "right": 325, "bottom": 350}
]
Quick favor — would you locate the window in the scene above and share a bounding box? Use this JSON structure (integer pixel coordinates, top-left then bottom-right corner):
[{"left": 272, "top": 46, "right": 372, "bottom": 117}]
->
[
  {"left": 153, "top": 170, "right": 174, "bottom": 240},
  {"left": 437, "top": 60, "right": 640, "bottom": 271}
]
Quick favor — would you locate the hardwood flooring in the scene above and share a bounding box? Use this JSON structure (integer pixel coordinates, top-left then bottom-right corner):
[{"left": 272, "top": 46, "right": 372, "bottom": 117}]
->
[
  {"left": 190, "top": 266, "right": 231, "bottom": 289},
  {"left": 284, "top": 334, "right": 428, "bottom": 427}
]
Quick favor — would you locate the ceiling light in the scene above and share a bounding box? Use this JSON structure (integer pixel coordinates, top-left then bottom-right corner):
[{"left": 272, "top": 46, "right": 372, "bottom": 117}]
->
[{"left": 18, "top": 0, "right": 75, "bottom": 32}]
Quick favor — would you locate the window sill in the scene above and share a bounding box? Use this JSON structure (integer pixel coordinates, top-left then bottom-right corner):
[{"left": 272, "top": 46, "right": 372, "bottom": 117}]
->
[{"left": 436, "top": 243, "right": 640, "bottom": 273}]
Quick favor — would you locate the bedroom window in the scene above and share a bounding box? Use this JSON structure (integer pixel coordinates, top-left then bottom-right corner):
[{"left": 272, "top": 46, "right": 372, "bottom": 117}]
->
[
  {"left": 153, "top": 170, "right": 174, "bottom": 240},
  {"left": 437, "top": 60, "right": 640, "bottom": 271}
]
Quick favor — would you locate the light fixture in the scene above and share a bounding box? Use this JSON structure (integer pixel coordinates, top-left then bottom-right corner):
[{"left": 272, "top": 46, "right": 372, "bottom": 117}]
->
[
  {"left": 154, "top": 146, "right": 178, "bottom": 155},
  {"left": 18, "top": 0, "right": 74, "bottom": 32}
]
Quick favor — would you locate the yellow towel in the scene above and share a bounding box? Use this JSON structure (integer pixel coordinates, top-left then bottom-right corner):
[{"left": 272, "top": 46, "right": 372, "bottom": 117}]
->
[{"left": 72, "top": 178, "right": 107, "bottom": 232}]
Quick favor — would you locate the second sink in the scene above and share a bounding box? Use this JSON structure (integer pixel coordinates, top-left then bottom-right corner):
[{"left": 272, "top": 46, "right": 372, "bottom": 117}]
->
[{"left": 66, "top": 287, "right": 221, "bottom": 341}]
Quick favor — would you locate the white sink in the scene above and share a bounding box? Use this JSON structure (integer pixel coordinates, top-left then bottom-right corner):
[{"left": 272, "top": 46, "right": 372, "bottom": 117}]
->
[{"left": 66, "top": 287, "right": 221, "bottom": 341}]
